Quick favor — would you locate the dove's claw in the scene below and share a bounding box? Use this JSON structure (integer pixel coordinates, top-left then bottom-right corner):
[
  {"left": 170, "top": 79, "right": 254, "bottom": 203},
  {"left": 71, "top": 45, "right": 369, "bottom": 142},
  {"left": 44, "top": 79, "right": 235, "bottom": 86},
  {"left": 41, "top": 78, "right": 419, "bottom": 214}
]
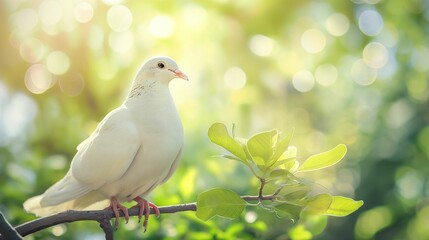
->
[
  {"left": 132, "top": 197, "right": 160, "bottom": 232},
  {"left": 106, "top": 197, "right": 129, "bottom": 228},
  {"left": 149, "top": 202, "right": 160, "bottom": 218}
]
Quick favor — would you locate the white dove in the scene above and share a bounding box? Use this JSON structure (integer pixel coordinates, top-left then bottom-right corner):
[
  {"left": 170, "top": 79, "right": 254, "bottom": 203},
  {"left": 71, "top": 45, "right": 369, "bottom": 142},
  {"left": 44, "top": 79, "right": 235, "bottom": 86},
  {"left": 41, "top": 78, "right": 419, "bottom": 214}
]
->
[{"left": 23, "top": 56, "right": 188, "bottom": 230}]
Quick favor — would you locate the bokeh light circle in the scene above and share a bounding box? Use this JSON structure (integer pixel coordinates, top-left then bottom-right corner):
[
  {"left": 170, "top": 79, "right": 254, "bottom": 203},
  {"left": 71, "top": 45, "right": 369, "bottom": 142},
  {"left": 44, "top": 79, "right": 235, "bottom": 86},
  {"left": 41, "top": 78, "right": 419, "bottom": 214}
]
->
[
  {"left": 224, "top": 67, "right": 247, "bottom": 90},
  {"left": 315, "top": 64, "right": 338, "bottom": 86},
  {"left": 38, "top": 0, "right": 63, "bottom": 26},
  {"left": 249, "top": 35, "right": 274, "bottom": 56},
  {"left": 292, "top": 70, "right": 315, "bottom": 92},
  {"left": 358, "top": 9, "right": 384, "bottom": 36},
  {"left": 363, "top": 42, "right": 388, "bottom": 69},
  {"left": 59, "top": 73, "right": 85, "bottom": 96},
  {"left": 46, "top": 51, "right": 70, "bottom": 75},
  {"left": 74, "top": 2, "right": 94, "bottom": 23},
  {"left": 326, "top": 13, "right": 350, "bottom": 37},
  {"left": 107, "top": 5, "right": 133, "bottom": 32},
  {"left": 301, "top": 29, "right": 326, "bottom": 53},
  {"left": 10, "top": 8, "right": 39, "bottom": 33},
  {"left": 19, "top": 38, "right": 45, "bottom": 63},
  {"left": 25, "top": 64, "right": 54, "bottom": 94}
]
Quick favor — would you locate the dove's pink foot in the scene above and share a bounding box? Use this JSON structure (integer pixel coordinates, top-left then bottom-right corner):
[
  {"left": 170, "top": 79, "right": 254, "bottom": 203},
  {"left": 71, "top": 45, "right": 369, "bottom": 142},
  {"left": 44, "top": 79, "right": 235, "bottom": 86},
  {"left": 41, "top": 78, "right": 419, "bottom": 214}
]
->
[
  {"left": 105, "top": 197, "right": 129, "bottom": 229},
  {"left": 132, "top": 197, "right": 160, "bottom": 232}
]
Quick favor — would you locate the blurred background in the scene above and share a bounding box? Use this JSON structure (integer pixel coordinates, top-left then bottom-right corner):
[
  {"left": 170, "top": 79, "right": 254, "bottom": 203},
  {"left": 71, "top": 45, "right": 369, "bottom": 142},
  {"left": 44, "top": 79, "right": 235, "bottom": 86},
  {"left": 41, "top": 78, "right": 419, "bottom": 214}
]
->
[{"left": 0, "top": 0, "right": 428, "bottom": 239}]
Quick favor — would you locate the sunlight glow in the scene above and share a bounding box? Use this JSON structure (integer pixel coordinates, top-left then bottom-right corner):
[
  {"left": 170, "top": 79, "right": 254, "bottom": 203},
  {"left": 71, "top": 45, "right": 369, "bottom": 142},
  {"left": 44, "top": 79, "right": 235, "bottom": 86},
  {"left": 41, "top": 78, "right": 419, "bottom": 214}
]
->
[
  {"left": 363, "top": 42, "right": 388, "bottom": 69},
  {"left": 52, "top": 224, "right": 67, "bottom": 236},
  {"left": 358, "top": 9, "right": 383, "bottom": 36},
  {"left": 108, "top": 31, "right": 134, "bottom": 53},
  {"left": 224, "top": 67, "right": 247, "bottom": 90},
  {"left": 19, "top": 38, "right": 45, "bottom": 63},
  {"left": 10, "top": 8, "right": 39, "bottom": 33},
  {"left": 150, "top": 15, "right": 175, "bottom": 38},
  {"left": 74, "top": 2, "right": 94, "bottom": 23},
  {"left": 249, "top": 34, "right": 274, "bottom": 56},
  {"left": 102, "top": 0, "right": 124, "bottom": 5},
  {"left": 46, "top": 51, "right": 70, "bottom": 75},
  {"left": 301, "top": 29, "right": 326, "bottom": 54},
  {"left": 25, "top": 64, "right": 54, "bottom": 94},
  {"left": 245, "top": 211, "right": 258, "bottom": 223},
  {"left": 107, "top": 5, "right": 133, "bottom": 32},
  {"left": 88, "top": 25, "right": 104, "bottom": 50},
  {"left": 315, "top": 64, "right": 338, "bottom": 86},
  {"left": 326, "top": 13, "right": 350, "bottom": 37},
  {"left": 38, "top": 0, "right": 63, "bottom": 26},
  {"left": 292, "top": 70, "right": 315, "bottom": 92}
]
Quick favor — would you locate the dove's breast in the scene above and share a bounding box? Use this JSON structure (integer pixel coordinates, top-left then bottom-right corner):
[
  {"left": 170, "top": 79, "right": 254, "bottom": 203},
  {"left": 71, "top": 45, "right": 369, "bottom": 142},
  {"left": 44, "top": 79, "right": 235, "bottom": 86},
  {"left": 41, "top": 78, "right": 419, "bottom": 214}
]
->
[{"left": 100, "top": 88, "right": 184, "bottom": 201}]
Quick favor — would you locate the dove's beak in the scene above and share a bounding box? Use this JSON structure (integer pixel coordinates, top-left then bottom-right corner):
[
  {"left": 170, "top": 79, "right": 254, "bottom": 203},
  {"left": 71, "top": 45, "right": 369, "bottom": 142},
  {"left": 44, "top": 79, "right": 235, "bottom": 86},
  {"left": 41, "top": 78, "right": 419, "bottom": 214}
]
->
[{"left": 169, "top": 69, "right": 189, "bottom": 81}]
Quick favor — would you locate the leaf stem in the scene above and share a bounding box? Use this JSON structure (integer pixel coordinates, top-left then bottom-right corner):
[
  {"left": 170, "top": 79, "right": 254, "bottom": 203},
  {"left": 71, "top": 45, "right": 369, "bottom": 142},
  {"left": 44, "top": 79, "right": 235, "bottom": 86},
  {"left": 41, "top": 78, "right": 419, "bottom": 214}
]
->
[
  {"left": 241, "top": 195, "right": 277, "bottom": 202},
  {"left": 258, "top": 178, "right": 266, "bottom": 203}
]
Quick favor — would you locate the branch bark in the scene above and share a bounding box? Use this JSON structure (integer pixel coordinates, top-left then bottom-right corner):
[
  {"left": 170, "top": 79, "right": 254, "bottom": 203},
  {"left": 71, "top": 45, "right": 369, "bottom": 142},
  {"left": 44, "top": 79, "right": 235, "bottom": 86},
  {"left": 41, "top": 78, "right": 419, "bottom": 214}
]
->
[{"left": 1, "top": 203, "right": 196, "bottom": 239}]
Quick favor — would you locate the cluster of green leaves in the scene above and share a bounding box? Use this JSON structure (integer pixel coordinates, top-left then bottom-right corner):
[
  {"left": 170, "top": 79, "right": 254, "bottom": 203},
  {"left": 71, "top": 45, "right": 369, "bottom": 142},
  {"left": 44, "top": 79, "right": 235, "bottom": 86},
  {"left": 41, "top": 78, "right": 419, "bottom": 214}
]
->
[{"left": 196, "top": 123, "right": 363, "bottom": 225}]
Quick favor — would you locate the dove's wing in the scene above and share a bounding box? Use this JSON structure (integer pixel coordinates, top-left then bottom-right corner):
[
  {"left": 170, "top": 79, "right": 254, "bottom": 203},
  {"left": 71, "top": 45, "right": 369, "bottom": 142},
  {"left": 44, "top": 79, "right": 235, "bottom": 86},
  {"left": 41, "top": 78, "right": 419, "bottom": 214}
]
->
[
  {"left": 160, "top": 146, "right": 182, "bottom": 184},
  {"left": 70, "top": 106, "right": 141, "bottom": 189},
  {"left": 28, "top": 106, "right": 140, "bottom": 210}
]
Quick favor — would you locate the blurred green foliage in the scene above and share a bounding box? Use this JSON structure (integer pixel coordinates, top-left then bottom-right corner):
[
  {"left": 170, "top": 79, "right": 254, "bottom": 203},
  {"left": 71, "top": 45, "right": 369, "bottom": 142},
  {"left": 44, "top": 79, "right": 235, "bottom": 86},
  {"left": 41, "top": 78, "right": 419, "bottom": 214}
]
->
[{"left": 0, "top": 0, "right": 428, "bottom": 239}]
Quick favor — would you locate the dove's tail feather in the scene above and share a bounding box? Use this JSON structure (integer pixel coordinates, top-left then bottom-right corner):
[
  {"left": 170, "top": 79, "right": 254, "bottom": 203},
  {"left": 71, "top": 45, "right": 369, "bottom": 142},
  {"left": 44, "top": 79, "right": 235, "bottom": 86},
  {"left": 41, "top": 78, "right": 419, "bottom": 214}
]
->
[
  {"left": 23, "top": 193, "right": 109, "bottom": 217},
  {"left": 39, "top": 172, "right": 91, "bottom": 206},
  {"left": 23, "top": 172, "right": 109, "bottom": 217}
]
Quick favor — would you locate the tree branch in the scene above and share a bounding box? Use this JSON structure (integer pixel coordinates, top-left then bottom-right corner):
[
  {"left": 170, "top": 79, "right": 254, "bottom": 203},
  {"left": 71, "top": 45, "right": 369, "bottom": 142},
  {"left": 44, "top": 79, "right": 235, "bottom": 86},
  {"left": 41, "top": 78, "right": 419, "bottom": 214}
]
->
[
  {"left": 0, "top": 212, "right": 23, "bottom": 240},
  {"left": 2, "top": 203, "right": 196, "bottom": 239},
  {"left": 1, "top": 195, "right": 277, "bottom": 239}
]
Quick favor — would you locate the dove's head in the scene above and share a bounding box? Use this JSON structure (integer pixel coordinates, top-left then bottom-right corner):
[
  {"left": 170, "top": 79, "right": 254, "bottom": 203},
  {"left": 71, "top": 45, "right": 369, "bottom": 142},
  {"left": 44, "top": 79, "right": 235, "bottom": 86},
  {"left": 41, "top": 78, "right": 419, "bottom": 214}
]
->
[{"left": 137, "top": 56, "right": 188, "bottom": 84}]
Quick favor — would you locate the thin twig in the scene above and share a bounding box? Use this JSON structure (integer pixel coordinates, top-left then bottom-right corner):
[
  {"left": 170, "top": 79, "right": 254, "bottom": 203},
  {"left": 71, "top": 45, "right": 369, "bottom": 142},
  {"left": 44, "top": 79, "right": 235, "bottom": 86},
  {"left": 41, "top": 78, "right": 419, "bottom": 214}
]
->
[
  {"left": 258, "top": 178, "right": 266, "bottom": 203},
  {"left": 98, "top": 216, "right": 114, "bottom": 240},
  {"left": 241, "top": 195, "right": 277, "bottom": 202}
]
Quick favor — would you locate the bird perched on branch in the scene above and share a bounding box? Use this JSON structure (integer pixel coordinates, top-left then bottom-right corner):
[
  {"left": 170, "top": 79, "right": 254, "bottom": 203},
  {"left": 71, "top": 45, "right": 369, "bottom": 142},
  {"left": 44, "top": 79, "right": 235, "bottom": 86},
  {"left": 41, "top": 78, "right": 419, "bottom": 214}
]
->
[{"left": 24, "top": 56, "right": 188, "bottom": 231}]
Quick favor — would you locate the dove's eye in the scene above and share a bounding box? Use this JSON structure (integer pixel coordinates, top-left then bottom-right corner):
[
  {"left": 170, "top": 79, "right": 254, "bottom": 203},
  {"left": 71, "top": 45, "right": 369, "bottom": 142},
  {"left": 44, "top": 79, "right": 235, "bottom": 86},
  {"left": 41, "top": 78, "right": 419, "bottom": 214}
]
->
[{"left": 157, "top": 62, "right": 165, "bottom": 69}]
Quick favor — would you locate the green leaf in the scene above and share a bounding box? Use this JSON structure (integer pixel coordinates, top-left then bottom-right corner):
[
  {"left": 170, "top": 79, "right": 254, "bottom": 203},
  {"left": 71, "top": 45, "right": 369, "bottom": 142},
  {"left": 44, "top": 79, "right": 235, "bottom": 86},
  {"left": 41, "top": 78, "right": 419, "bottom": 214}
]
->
[
  {"left": 252, "top": 156, "right": 265, "bottom": 166},
  {"left": 216, "top": 155, "right": 245, "bottom": 162},
  {"left": 273, "top": 203, "right": 302, "bottom": 221},
  {"left": 208, "top": 123, "right": 247, "bottom": 161},
  {"left": 282, "top": 186, "right": 310, "bottom": 201},
  {"left": 269, "top": 169, "right": 293, "bottom": 179},
  {"left": 283, "top": 159, "right": 299, "bottom": 172},
  {"left": 304, "top": 194, "right": 333, "bottom": 214},
  {"left": 276, "top": 183, "right": 310, "bottom": 198},
  {"left": 297, "top": 144, "right": 347, "bottom": 172},
  {"left": 270, "top": 130, "right": 294, "bottom": 165},
  {"left": 247, "top": 130, "right": 277, "bottom": 164},
  {"left": 324, "top": 196, "right": 364, "bottom": 217},
  {"left": 268, "top": 169, "right": 301, "bottom": 186},
  {"left": 196, "top": 188, "right": 247, "bottom": 221},
  {"left": 270, "top": 157, "right": 297, "bottom": 169}
]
